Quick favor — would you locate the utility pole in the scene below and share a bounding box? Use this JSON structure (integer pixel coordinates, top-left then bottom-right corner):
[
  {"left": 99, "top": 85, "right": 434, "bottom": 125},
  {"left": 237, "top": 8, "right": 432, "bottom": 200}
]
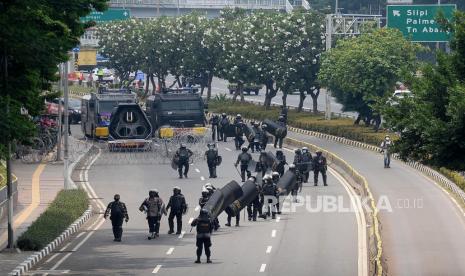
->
[
  {"left": 4, "top": 49, "right": 14, "bottom": 248},
  {"left": 56, "top": 63, "right": 63, "bottom": 161},
  {"left": 177, "top": 0, "right": 180, "bottom": 17},
  {"left": 325, "top": 14, "right": 333, "bottom": 120},
  {"left": 63, "top": 61, "right": 71, "bottom": 190},
  {"left": 437, "top": 0, "right": 441, "bottom": 50}
]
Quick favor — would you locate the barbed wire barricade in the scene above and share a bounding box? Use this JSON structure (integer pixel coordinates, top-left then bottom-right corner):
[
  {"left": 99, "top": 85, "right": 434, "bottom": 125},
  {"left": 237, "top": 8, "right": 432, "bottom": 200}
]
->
[{"left": 93, "top": 132, "right": 213, "bottom": 166}]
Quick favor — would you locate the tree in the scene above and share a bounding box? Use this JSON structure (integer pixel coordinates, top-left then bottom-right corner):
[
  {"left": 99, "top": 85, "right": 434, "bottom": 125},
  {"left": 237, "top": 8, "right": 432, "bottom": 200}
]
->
[
  {"left": 275, "top": 10, "right": 325, "bottom": 113},
  {"left": 0, "top": 0, "right": 107, "bottom": 158},
  {"left": 319, "top": 28, "right": 420, "bottom": 123},
  {"left": 382, "top": 11, "right": 465, "bottom": 170}
]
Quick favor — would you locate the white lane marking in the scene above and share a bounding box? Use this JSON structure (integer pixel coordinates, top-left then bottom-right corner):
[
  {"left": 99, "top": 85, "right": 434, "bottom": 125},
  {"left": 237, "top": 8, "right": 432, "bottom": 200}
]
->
[
  {"left": 76, "top": 232, "right": 86, "bottom": 239},
  {"left": 328, "top": 166, "right": 368, "bottom": 276},
  {"left": 195, "top": 168, "right": 200, "bottom": 173},
  {"left": 275, "top": 217, "right": 281, "bottom": 223},
  {"left": 266, "top": 246, "right": 272, "bottom": 254},
  {"left": 50, "top": 218, "right": 105, "bottom": 270},
  {"left": 200, "top": 176, "right": 205, "bottom": 181},
  {"left": 271, "top": 230, "right": 277, "bottom": 238},
  {"left": 259, "top": 264, "right": 267, "bottom": 272},
  {"left": 166, "top": 247, "right": 175, "bottom": 255},
  {"left": 178, "top": 231, "right": 186, "bottom": 239},
  {"left": 188, "top": 217, "right": 194, "bottom": 224},
  {"left": 194, "top": 206, "right": 200, "bottom": 212},
  {"left": 152, "top": 265, "right": 162, "bottom": 274},
  {"left": 225, "top": 147, "right": 232, "bottom": 151},
  {"left": 45, "top": 252, "right": 60, "bottom": 264}
]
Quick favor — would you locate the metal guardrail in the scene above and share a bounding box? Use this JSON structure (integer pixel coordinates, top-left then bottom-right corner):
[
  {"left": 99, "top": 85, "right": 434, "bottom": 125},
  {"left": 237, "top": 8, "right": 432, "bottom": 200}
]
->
[{"left": 110, "top": 0, "right": 286, "bottom": 9}]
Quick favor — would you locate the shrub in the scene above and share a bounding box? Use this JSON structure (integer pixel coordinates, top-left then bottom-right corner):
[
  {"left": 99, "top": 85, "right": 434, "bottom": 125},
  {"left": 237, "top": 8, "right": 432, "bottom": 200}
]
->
[
  {"left": 439, "top": 167, "right": 465, "bottom": 192},
  {"left": 209, "top": 99, "right": 390, "bottom": 146},
  {"left": 17, "top": 189, "right": 89, "bottom": 251}
]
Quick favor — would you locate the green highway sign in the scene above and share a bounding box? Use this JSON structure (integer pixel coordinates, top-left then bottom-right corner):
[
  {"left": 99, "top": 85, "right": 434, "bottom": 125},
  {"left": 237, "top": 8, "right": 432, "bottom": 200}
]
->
[
  {"left": 387, "top": 4, "right": 456, "bottom": 42},
  {"left": 81, "top": 9, "right": 130, "bottom": 23}
]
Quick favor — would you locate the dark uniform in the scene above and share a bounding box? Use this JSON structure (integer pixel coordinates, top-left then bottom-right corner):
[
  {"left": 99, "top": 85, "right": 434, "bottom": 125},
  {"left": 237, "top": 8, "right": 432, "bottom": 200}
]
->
[
  {"left": 175, "top": 145, "right": 193, "bottom": 178},
  {"left": 209, "top": 115, "right": 220, "bottom": 141},
  {"left": 166, "top": 187, "right": 187, "bottom": 235},
  {"left": 280, "top": 105, "right": 288, "bottom": 124},
  {"left": 200, "top": 185, "right": 220, "bottom": 231},
  {"left": 104, "top": 194, "right": 129, "bottom": 242},
  {"left": 301, "top": 148, "right": 313, "bottom": 183},
  {"left": 313, "top": 151, "right": 328, "bottom": 186},
  {"left": 233, "top": 119, "right": 245, "bottom": 150},
  {"left": 275, "top": 150, "right": 287, "bottom": 177},
  {"left": 192, "top": 210, "right": 214, "bottom": 263},
  {"left": 247, "top": 180, "right": 262, "bottom": 221},
  {"left": 289, "top": 164, "right": 303, "bottom": 202},
  {"left": 251, "top": 124, "right": 263, "bottom": 153},
  {"left": 262, "top": 176, "right": 279, "bottom": 219},
  {"left": 219, "top": 114, "right": 230, "bottom": 142},
  {"left": 205, "top": 144, "right": 220, "bottom": 178},
  {"left": 273, "top": 116, "right": 286, "bottom": 149},
  {"left": 139, "top": 190, "right": 165, "bottom": 239},
  {"left": 293, "top": 149, "right": 306, "bottom": 179},
  {"left": 235, "top": 148, "right": 253, "bottom": 182}
]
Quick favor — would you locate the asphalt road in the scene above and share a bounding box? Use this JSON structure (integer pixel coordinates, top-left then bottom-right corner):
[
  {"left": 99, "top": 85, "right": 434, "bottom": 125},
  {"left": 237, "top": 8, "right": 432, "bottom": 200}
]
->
[
  {"left": 287, "top": 131, "right": 465, "bottom": 276},
  {"left": 162, "top": 76, "right": 356, "bottom": 118},
  {"left": 31, "top": 133, "right": 360, "bottom": 275}
]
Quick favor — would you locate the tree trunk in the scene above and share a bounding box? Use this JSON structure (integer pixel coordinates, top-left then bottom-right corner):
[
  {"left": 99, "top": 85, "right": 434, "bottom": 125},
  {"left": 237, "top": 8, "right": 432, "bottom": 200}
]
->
[
  {"left": 176, "top": 75, "right": 182, "bottom": 87},
  {"left": 207, "top": 74, "right": 213, "bottom": 100},
  {"left": 282, "top": 89, "right": 288, "bottom": 107},
  {"left": 149, "top": 74, "right": 156, "bottom": 95},
  {"left": 239, "top": 83, "right": 245, "bottom": 102},
  {"left": 264, "top": 81, "right": 278, "bottom": 110},
  {"left": 144, "top": 74, "right": 150, "bottom": 97},
  {"left": 297, "top": 91, "right": 306, "bottom": 112}
]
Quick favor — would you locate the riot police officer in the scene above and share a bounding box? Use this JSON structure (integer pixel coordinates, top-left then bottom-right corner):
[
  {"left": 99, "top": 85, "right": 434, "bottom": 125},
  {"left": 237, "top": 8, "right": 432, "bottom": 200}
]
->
[
  {"left": 139, "top": 189, "right": 166, "bottom": 240},
  {"left": 262, "top": 174, "right": 278, "bottom": 219},
  {"left": 166, "top": 187, "right": 188, "bottom": 235},
  {"left": 246, "top": 176, "right": 262, "bottom": 221},
  {"left": 104, "top": 194, "right": 129, "bottom": 242},
  {"left": 205, "top": 143, "right": 220, "bottom": 178},
  {"left": 235, "top": 147, "right": 253, "bottom": 182},
  {"left": 200, "top": 184, "right": 220, "bottom": 231},
  {"left": 293, "top": 149, "right": 306, "bottom": 177},
  {"left": 301, "top": 147, "right": 313, "bottom": 183},
  {"left": 234, "top": 119, "right": 245, "bottom": 150},
  {"left": 313, "top": 151, "right": 328, "bottom": 186},
  {"left": 209, "top": 114, "right": 220, "bottom": 141},
  {"left": 280, "top": 105, "right": 288, "bottom": 123},
  {"left": 272, "top": 171, "right": 281, "bottom": 214},
  {"left": 249, "top": 122, "right": 262, "bottom": 153},
  {"left": 219, "top": 113, "right": 230, "bottom": 142},
  {"left": 274, "top": 115, "right": 286, "bottom": 149},
  {"left": 275, "top": 150, "right": 287, "bottom": 177},
  {"left": 191, "top": 209, "right": 214, "bottom": 264},
  {"left": 175, "top": 144, "right": 193, "bottom": 179},
  {"left": 288, "top": 164, "right": 303, "bottom": 202}
]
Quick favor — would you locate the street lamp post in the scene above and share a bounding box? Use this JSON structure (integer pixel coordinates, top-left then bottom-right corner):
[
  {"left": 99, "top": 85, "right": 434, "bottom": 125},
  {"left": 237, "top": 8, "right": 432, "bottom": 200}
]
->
[{"left": 63, "top": 61, "right": 71, "bottom": 190}]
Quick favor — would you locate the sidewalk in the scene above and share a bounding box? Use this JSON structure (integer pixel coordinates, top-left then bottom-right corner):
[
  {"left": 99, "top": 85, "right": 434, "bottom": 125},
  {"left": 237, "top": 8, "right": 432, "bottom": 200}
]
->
[{"left": 0, "top": 129, "right": 89, "bottom": 275}]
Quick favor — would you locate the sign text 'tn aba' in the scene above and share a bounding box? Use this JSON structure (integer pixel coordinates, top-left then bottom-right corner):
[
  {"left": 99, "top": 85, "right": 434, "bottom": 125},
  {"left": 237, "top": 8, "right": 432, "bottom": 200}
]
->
[{"left": 387, "top": 5, "right": 456, "bottom": 42}]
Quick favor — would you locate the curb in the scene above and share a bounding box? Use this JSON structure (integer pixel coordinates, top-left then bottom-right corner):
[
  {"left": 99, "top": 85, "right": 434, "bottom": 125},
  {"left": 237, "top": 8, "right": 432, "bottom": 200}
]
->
[
  {"left": 8, "top": 139, "right": 95, "bottom": 276},
  {"left": 8, "top": 205, "right": 93, "bottom": 276}
]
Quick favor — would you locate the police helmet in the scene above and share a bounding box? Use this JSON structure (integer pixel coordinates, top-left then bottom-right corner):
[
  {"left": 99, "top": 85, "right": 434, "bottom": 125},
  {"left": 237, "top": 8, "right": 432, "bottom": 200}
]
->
[
  {"left": 289, "top": 164, "right": 296, "bottom": 169},
  {"left": 248, "top": 175, "right": 257, "bottom": 182},
  {"left": 149, "top": 189, "right": 158, "bottom": 197},
  {"left": 316, "top": 151, "right": 323, "bottom": 156},
  {"left": 385, "top": 135, "right": 391, "bottom": 140},
  {"left": 242, "top": 147, "right": 248, "bottom": 152},
  {"left": 276, "top": 150, "right": 283, "bottom": 155},
  {"left": 253, "top": 122, "right": 260, "bottom": 127},
  {"left": 263, "top": 174, "right": 272, "bottom": 181},
  {"left": 173, "top": 186, "right": 181, "bottom": 193},
  {"left": 236, "top": 114, "right": 241, "bottom": 118},
  {"left": 222, "top": 113, "right": 226, "bottom": 117},
  {"left": 114, "top": 194, "right": 120, "bottom": 201},
  {"left": 295, "top": 148, "right": 301, "bottom": 154},
  {"left": 180, "top": 143, "right": 186, "bottom": 148},
  {"left": 200, "top": 209, "right": 209, "bottom": 217},
  {"left": 278, "top": 115, "right": 284, "bottom": 120},
  {"left": 302, "top": 147, "right": 308, "bottom": 153}
]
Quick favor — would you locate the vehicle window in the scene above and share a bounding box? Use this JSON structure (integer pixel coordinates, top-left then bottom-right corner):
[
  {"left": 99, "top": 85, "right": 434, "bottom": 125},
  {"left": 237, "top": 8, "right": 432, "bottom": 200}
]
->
[
  {"left": 160, "top": 101, "right": 200, "bottom": 111},
  {"left": 98, "top": 101, "right": 119, "bottom": 113}
]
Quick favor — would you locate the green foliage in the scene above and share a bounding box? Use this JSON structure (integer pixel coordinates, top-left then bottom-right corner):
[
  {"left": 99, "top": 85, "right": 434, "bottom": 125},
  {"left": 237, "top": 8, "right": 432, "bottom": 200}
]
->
[
  {"left": 0, "top": 0, "right": 108, "bottom": 159},
  {"left": 319, "top": 28, "right": 420, "bottom": 119},
  {"left": 439, "top": 167, "right": 465, "bottom": 191},
  {"left": 209, "top": 99, "right": 390, "bottom": 145},
  {"left": 17, "top": 189, "right": 89, "bottom": 251},
  {"left": 382, "top": 11, "right": 465, "bottom": 170},
  {"left": 0, "top": 162, "right": 6, "bottom": 189}
]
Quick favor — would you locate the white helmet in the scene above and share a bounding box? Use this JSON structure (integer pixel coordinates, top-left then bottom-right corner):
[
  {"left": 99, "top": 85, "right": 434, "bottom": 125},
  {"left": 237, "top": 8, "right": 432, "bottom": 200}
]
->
[
  {"left": 272, "top": 171, "right": 280, "bottom": 177},
  {"left": 263, "top": 174, "right": 272, "bottom": 181}
]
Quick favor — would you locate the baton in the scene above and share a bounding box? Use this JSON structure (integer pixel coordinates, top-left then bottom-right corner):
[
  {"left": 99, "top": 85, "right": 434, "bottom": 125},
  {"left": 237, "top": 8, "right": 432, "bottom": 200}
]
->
[
  {"left": 234, "top": 165, "right": 241, "bottom": 177},
  {"left": 190, "top": 226, "right": 193, "bottom": 233}
]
